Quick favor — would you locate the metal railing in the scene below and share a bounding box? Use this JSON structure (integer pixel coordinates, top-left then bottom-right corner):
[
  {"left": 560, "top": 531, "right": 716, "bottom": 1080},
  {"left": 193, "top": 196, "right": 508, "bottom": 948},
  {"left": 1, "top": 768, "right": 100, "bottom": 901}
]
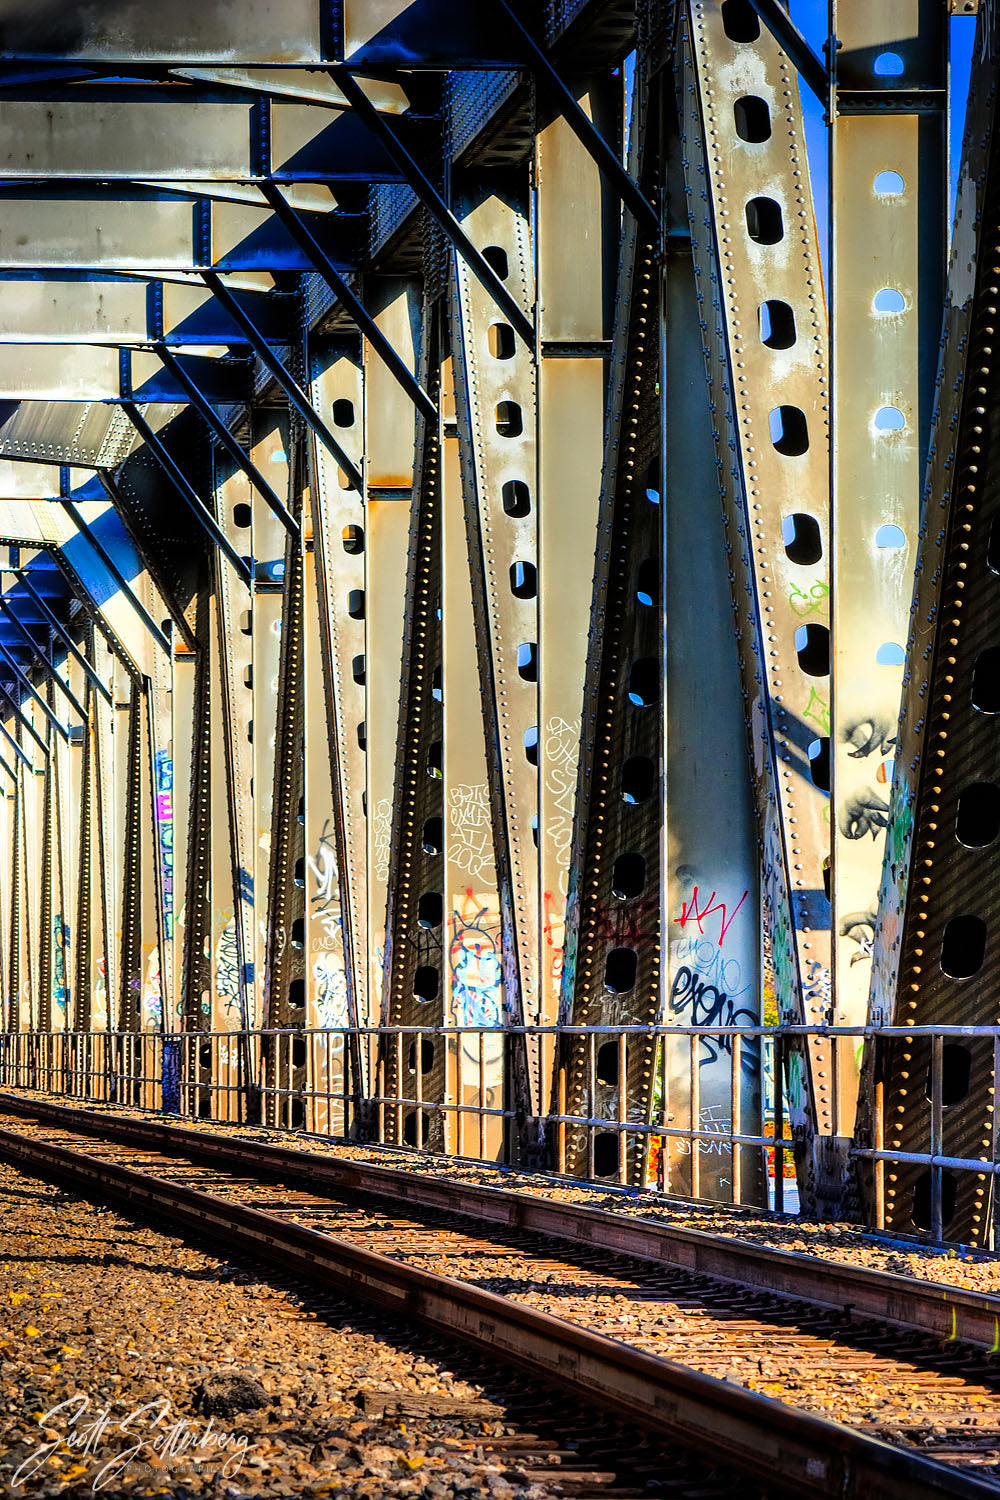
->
[{"left": 0, "top": 1023, "right": 996, "bottom": 1245}]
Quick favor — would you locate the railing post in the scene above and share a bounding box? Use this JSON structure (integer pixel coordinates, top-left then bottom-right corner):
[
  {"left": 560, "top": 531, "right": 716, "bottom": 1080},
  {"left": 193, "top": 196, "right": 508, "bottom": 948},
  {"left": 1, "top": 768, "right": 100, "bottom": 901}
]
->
[{"left": 930, "top": 1032, "right": 944, "bottom": 1241}]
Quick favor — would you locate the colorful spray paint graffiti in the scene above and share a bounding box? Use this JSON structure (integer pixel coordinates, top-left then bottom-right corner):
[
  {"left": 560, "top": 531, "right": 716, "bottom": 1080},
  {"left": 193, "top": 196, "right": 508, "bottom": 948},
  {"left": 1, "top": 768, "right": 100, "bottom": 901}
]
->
[
  {"left": 652, "top": 881, "right": 760, "bottom": 1197},
  {"left": 215, "top": 917, "right": 241, "bottom": 1027},
  {"left": 307, "top": 816, "right": 349, "bottom": 1029},
  {"left": 449, "top": 889, "right": 504, "bottom": 1136},
  {"left": 541, "top": 718, "right": 577, "bottom": 991},
  {"left": 142, "top": 946, "right": 162, "bottom": 1027},
  {"left": 154, "top": 750, "right": 173, "bottom": 940},
  {"left": 449, "top": 890, "right": 503, "bottom": 1029},
  {"left": 52, "top": 914, "right": 69, "bottom": 1022}
]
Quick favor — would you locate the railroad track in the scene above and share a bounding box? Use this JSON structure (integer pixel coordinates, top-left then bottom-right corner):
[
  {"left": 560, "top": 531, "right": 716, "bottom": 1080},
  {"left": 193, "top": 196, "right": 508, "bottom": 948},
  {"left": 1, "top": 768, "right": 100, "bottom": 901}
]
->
[{"left": 1, "top": 1092, "right": 999, "bottom": 1498}]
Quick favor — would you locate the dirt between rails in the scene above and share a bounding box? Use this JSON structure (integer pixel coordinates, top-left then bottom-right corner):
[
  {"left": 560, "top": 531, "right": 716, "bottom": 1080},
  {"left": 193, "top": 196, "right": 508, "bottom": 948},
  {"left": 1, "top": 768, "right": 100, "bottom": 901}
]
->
[{"left": 0, "top": 1155, "right": 756, "bottom": 1500}]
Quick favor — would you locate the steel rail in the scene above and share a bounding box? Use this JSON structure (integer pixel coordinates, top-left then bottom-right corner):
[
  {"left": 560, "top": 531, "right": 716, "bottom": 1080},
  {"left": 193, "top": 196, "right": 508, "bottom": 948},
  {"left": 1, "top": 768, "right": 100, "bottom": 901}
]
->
[
  {"left": 0, "top": 1113, "right": 992, "bottom": 1500},
  {"left": 2, "top": 1091, "right": 999, "bottom": 1354}
]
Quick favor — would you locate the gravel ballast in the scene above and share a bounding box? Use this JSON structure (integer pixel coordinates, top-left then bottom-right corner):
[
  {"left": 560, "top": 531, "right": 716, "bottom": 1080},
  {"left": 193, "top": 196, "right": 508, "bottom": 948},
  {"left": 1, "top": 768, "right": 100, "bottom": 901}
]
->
[{"left": 2, "top": 1158, "right": 684, "bottom": 1499}]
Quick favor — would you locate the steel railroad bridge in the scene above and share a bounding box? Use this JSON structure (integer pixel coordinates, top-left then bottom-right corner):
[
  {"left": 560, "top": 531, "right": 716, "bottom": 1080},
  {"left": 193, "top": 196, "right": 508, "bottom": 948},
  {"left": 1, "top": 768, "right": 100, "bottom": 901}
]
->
[{"left": 0, "top": 0, "right": 993, "bottom": 1247}]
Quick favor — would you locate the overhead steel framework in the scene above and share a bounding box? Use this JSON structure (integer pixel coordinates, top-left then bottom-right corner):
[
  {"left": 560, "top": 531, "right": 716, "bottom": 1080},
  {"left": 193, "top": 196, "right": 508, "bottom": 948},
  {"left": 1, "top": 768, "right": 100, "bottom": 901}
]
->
[{"left": 0, "top": 0, "right": 995, "bottom": 1245}]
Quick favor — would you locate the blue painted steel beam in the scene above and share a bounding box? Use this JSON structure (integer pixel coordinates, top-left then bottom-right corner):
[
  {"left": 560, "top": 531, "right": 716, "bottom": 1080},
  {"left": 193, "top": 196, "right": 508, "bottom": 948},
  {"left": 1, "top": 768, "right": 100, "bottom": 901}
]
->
[
  {"left": 0, "top": 595, "right": 89, "bottom": 721},
  {"left": 61, "top": 495, "right": 172, "bottom": 658},
  {"left": 0, "top": 642, "right": 67, "bottom": 742},
  {"left": 12, "top": 570, "right": 114, "bottom": 706}
]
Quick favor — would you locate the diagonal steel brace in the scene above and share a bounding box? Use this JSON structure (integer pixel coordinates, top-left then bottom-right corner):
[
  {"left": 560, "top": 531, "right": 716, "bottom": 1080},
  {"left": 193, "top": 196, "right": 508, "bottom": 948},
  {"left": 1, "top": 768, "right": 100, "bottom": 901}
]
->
[
  {"left": 331, "top": 67, "right": 537, "bottom": 352},
  {"left": 201, "top": 271, "right": 366, "bottom": 492},
  {"left": 153, "top": 343, "right": 299, "bottom": 541}
]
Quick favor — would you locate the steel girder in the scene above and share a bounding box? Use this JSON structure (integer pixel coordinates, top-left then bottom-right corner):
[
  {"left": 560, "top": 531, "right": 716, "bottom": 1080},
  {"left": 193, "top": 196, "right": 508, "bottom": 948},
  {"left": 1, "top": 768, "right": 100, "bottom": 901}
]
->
[{"left": 860, "top": 3, "right": 1000, "bottom": 1246}]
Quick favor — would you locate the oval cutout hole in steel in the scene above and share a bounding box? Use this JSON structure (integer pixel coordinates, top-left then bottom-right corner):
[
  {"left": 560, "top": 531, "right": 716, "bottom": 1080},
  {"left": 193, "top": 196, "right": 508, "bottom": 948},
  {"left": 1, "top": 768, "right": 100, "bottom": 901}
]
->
[
  {"left": 517, "top": 642, "right": 538, "bottom": 682},
  {"left": 407, "top": 1038, "right": 435, "bottom": 1075},
  {"left": 972, "top": 646, "right": 1000, "bottom": 713},
  {"left": 291, "top": 917, "right": 304, "bottom": 949},
  {"left": 807, "top": 737, "right": 830, "bottom": 792},
  {"left": 482, "top": 245, "right": 509, "bottom": 279},
  {"left": 874, "top": 169, "right": 905, "bottom": 195},
  {"left": 351, "top": 653, "right": 366, "bottom": 685},
  {"left": 925, "top": 1043, "right": 972, "bottom": 1108},
  {"left": 502, "top": 479, "right": 531, "bottom": 516},
  {"left": 417, "top": 891, "right": 442, "bottom": 929},
  {"left": 636, "top": 557, "right": 658, "bottom": 607},
  {"left": 232, "top": 501, "right": 252, "bottom": 529},
  {"left": 612, "top": 851, "right": 646, "bottom": 901},
  {"left": 285, "top": 1098, "right": 305, "bottom": 1130},
  {"left": 414, "top": 964, "right": 439, "bottom": 1001},
  {"left": 357, "top": 721, "right": 367, "bottom": 750},
  {"left": 794, "top": 623, "right": 830, "bottom": 676},
  {"left": 769, "top": 405, "right": 809, "bottom": 456},
  {"left": 332, "top": 397, "right": 355, "bottom": 427},
  {"left": 596, "top": 1042, "right": 620, "bottom": 1087},
  {"left": 605, "top": 946, "right": 638, "bottom": 994},
  {"left": 488, "top": 323, "right": 516, "bottom": 359},
  {"left": 721, "top": 0, "right": 760, "bottom": 41},
  {"left": 627, "top": 656, "right": 660, "bottom": 707},
  {"left": 989, "top": 513, "right": 1000, "bottom": 575},
  {"left": 873, "top": 287, "right": 906, "bottom": 314},
  {"left": 874, "top": 51, "right": 904, "bottom": 75},
  {"left": 593, "top": 1132, "right": 620, "bottom": 1178},
  {"left": 428, "top": 741, "right": 442, "bottom": 779},
  {"left": 876, "top": 523, "right": 906, "bottom": 548},
  {"left": 876, "top": 642, "right": 905, "bottom": 666},
  {"left": 342, "top": 524, "right": 364, "bottom": 554},
  {"left": 347, "top": 587, "right": 365, "bottom": 619},
  {"left": 956, "top": 782, "right": 1000, "bottom": 847},
  {"left": 524, "top": 726, "right": 539, "bottom": 765},
  {"left": 495, "top": 400, "right": 523, "bottom": 437},
  {"left": 431, "top": 665, "right": 442, "bottom": 702},
  {"left": 911, "top": 1169, "right": 956, "bottom": 1231},
  {"left": 510, "top": 560, "right": 536, "bottom": 598},
  {"left": 421, "top": 816, "right": 442, "bottom": 854},
  {"left": 782, "top": 512, "right": 822, "bottom": 565},
  {"left": 940, "top": 913, "right": 987, "bottom": 978},
  {"left": 291, "top": 1035, "right": 307, "bottom": 1068},
  {"left": 875, "top": 405, "right": 906, "bottom": 431},
  {"left": 734, "top": 94, "right": 771, "bottom": 142},
  {"left": 621, "top": 755, "right": 655, "bottom": 805},
  {"left": 759, "top": 299, "right": 796, "bottom": 350},
  {"left": 402, "top": 1108, "right": 430, "bottom": 1148},
  {"left": 287, "top": 977, "right": 304, "bottom": 1010},
  {"left": 746, "top": 196, "right": 784, "bottom": 244}
]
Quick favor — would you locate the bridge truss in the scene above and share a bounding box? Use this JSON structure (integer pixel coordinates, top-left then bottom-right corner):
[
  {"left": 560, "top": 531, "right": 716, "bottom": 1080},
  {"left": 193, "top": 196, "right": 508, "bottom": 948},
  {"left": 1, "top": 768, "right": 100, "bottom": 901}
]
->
[{"left": 0, "top": 0, "right": 994, "bottom": 1245}]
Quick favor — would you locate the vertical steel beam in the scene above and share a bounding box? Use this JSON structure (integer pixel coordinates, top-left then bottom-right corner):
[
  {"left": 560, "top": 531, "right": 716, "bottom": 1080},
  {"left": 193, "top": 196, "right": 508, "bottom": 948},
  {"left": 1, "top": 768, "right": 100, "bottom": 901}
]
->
[
  {"left": 830, "top": 0, "right": 946, "bottom": 1125},
  {"left": 451, "top": 187, "right": 539, "bottom": 1092},
  {"left": 679, "top": 0, "right": 833, "bottom": 1203},
  {"left": 862, "top": 7, "right": 1000, "bottom": 1244},
  {"left": 440, "top": 354, "right": 503, "bottom": 1158},
  {"left": 308, "top": 343, "right": 369, "bottom": 1031},
  {"left": 535, "top": 91, "right": 610, "bottom": 1133},
  {"left": 365, "top": 280, "right": 420, "bottom": 1038}
]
